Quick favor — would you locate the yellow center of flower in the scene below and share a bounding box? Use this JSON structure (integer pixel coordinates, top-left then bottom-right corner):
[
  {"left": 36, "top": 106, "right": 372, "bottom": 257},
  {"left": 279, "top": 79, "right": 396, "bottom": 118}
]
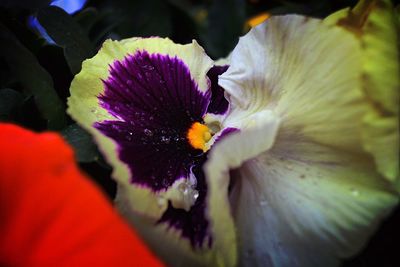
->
[{"left": 187, "top": 122, "right": 212, "bottom": 151}]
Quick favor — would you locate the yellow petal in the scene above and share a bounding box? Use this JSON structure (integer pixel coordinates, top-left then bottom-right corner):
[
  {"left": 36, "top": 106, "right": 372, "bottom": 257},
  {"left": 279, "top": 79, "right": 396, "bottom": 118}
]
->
[
  {"left": 362, "top": 110, "right": 399, "bottom": 182},
  {"left": 324, "top": 0, "right": 400, "bottom": 182}
]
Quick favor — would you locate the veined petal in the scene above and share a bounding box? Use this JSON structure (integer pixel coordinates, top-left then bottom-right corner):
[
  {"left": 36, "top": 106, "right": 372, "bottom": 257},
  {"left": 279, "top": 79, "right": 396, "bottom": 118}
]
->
[
  {"left": 214, "top": 13, "right": 399, "bottom": 267},
  {"left": 219, "top": 15, "right": 366, "bottom": 153},
  {"left": 205, "top": 112, "right": 281, "bottom": 267},
  {"left": 68, "top": 37, "right": 213, "bottom": 219},
  {"left": 206, "top": 121, "right": 398, "bottom": 267},
  {"left": 362, "top": 111, "right": 399, "bottom": 187}
]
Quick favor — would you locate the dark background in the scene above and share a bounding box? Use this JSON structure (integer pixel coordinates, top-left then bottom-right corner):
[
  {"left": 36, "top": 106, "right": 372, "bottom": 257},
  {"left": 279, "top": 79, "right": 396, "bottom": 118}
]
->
[{"left": 0, "top": 0, "right": 398, "bottom": 266}]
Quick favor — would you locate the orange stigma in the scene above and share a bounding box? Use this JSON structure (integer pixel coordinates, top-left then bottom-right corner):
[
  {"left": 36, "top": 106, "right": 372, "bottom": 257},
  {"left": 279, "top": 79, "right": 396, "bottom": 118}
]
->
[{"left": 187, "top": 122, "right": 212, "bottom": 151}]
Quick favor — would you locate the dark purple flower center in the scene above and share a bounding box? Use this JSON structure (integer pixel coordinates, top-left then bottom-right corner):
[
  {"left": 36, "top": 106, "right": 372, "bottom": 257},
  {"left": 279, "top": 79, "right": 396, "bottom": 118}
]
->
[{"left": 94, "top": 50, "right": 229, "bottom": 248}]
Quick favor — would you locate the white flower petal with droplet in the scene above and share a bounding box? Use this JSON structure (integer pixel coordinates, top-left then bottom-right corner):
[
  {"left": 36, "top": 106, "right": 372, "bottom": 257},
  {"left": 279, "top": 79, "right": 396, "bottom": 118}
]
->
[{"left": 207, "top": 14, "right": 399, "bottom": 267}]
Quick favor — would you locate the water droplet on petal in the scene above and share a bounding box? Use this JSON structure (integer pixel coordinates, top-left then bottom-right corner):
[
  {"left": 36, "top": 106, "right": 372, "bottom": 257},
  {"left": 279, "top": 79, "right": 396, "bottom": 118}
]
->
[
  {"left": 351, "top": 188, "right": 360, "bottom": 197},
  {"left": 161, "top": 136, "right": 171, "bottom": 144},
  {"left": 144, "top": 129, "right": 153, "bottom": 136},
  {"left": 192, "top": 190, "right": 199, "bottom": 201},
  {"left": 157, "top": 196, "right": 166, "bottom": 207},
  {"left": 178, "top": 182, "right": 189, "bottom": 194}
]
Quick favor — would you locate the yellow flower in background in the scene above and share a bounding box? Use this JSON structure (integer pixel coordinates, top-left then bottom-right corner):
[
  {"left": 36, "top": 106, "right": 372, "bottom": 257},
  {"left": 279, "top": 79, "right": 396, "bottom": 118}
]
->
[{"left": 325, "top": 0, "right": 399, "bottom": 185}]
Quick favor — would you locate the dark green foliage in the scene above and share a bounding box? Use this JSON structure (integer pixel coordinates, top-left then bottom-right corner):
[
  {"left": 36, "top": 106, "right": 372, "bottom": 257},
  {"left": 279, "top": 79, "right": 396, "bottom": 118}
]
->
[
  {"left": 0, "top": 23, "right": 66, "bottom": 130},
  {"left": 0, "top": 88, "right": 23, "bottom": 120},
  {"left": 37, "top": 6, "right": 95, "bottom": 74},
  {"left": 61, "top": 123, "right": 100, "bottom": 162}
]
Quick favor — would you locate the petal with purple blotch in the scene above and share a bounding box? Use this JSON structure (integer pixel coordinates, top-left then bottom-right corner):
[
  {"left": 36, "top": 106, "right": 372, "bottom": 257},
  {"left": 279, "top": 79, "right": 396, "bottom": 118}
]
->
[{"left": 68, "top": 37, "right": 213, "bottom": 220}]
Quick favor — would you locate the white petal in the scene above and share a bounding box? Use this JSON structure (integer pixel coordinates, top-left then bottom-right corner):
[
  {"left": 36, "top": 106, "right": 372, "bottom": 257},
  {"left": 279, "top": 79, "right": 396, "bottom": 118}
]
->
[
  {"left": 205, "top": 113, "right": 281, "bottom": 267},
  {"left": 219, "top": 15, "right": 367, "bottom": 152},
  {"left": 206, "top": 125, "right": 398, "bottom": 267}
]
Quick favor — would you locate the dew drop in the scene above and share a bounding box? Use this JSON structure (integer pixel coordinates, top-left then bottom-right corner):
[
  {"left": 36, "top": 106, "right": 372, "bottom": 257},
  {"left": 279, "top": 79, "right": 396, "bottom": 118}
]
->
[
  {"left": 162, "top": 179, "right": 170, "bottom": 187},
  {"left": 351, "top": 188, "right": 360, "bottom": 197},
  {"left": 157, "top": 196, "right": 166, "bottom": 207},
  {"left": 111, "top": 124, "right": 120, "bottom": 131},
  {"left": 160, "top": 136, "right": 171, "bottom": 144},
  {"left": 144, "top": 129, "right": 153, "bottom": 136},
  {"left": 143, "top": 65, "right": 155, "bottom": 71},
  {"left": 178, "top": 182, "right": 189, "bottom": 194},
  {"left": 192, "top": 190, "right": 199, "bottom": 201}
]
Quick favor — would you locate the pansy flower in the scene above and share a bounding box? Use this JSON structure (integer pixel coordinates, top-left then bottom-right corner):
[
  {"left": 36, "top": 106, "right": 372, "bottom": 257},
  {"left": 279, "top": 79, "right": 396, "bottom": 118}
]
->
[
  {"left": 68, "top": 0, "right": 399, "bottom": 266},
  {"left": 68, "top": 38, "right": 240, "bottom": 265}
]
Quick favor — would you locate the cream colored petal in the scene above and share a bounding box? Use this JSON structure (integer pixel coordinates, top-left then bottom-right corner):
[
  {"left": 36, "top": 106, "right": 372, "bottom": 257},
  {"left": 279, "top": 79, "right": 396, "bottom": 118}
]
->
[
  {"left": 206, "top": 122, "right": 398, "bottom": 267},
  {"left": 205, "top": 113, "right": 281, "bottom": 267},
  {"left": 115, "top": 186, "right": 214, "bottom": 267},
  {"left": 219, "top": 15, "right": 366, "bottom": 153},
  {"left": 67, "top": 37, "right": 213, "bottom": 219}
]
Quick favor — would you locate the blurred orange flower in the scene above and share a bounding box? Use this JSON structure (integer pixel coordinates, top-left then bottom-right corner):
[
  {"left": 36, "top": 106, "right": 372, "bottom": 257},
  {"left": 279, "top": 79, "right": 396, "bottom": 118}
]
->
[{"left": 0, "top": 123, "right": 164, "bottom": 267}]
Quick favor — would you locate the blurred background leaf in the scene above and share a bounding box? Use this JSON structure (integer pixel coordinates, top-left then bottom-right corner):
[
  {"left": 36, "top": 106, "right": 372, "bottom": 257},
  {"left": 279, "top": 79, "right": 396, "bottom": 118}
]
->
[
  {"left": 0, "top": 23, "right": 66, "bottom": 130},
  {"left": 201, "top": 0, "right": 246, "bottom": 59},
  {"left": 0, "top": 88, "right": 24, "bottom": 120},
  {"left": 61, "top": 123, "right": 99, "bottom": 162},
  {"left": 37, "top": 6, "right": 95, "bottom": 74}
]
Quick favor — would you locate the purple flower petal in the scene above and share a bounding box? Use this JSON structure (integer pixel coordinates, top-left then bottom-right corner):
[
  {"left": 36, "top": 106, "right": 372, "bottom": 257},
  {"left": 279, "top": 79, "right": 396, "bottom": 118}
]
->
[
  {"left": 206, "top": 65, "right": 229, "bottom": 115},
  {"left": 95, "top": 51, "right": 211, "bottom": 192},
  {"left": 158, "top": 162, "right": 211, "bottom": 248}
]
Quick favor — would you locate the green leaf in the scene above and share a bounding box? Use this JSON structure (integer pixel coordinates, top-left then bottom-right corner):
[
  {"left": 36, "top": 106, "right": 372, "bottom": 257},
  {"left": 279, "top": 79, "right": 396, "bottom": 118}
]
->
[
  {"left": 0, "top": 23, "right": 66, "bottom": 130},
  {"left": 0, "top": 88, "right": 23, "bottom": 118},
  {"left": 99, "top": 0, "right": 172, "bottom": 39},
  {"left": 74, "top": 7, "right": 100, "bottom": 34},
  {"left": 202, "top": 0, "right": 246, "bottom": 59},
  {"left": 0, "top": 0, "right": 51, "bottom": 8},
  {"left": 61, "top": 123, "right": 99, "bottom": 163},
  {"left": 37, "top": 6, "right": 95, "bottom": 75}
]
